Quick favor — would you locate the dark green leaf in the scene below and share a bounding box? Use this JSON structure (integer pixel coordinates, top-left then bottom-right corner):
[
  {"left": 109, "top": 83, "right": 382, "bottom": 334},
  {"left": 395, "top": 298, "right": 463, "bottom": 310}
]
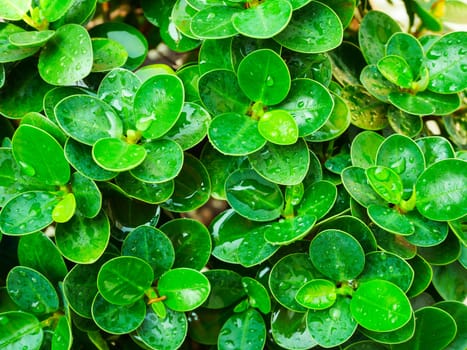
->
[
  {"left": 218, "top": 309, "right": 266, "bottom": 350},
  {"left": 203, "top": 269, "right": 245, "bottom": 309},
  {"left": 242, "top": 276, "right": 271, "bottom": 314},
  {"left": 0, "top": 23, "right": 39, "bottom": 63},
  {"left": 91, "top": 38, "right": 128, "bottom": 72},
  {"left": 191, "top": 6, "right": 240, "bottom": 39},
  {"left": 0, "top": 311, "right": 43, "bottom": 350}
]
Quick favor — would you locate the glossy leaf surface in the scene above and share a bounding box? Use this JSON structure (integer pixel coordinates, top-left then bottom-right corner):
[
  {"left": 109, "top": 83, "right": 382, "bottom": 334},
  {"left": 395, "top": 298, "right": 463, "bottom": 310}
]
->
[
  {"left": 218, "top": 309, "right": 266, "bottom": 350},
  {"left": 0, "top": 311, "right": 43, "bottom": 350},
  {"left": 92, "top": 138, "right": 146, "bottom": 172}
]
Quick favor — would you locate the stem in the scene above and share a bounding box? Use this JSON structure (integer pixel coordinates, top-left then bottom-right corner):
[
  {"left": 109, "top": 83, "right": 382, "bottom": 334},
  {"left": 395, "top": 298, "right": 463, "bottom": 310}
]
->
[{"left": 147, "top": 295, "right": 167, "bottom": 304}]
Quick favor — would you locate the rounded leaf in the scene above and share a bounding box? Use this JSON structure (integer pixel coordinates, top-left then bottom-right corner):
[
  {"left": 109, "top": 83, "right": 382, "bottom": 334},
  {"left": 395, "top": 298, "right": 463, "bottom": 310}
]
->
[
  {"left": 416, "top": 159, "right": 467, "bottom": 221},
  {"left": 237, "top": 49, "right": 291, "bottom": 105},
  {"left": 8, "top": 30, "right": 55, "bottom": 48},
  {"left": 122, "top": 225, "right": 175, "bottom": 279},
  {"left": 39, "top": 24, "right": 92, "bottom": 85},
  {"left": 12, "top": 125, "right": 70, "bottom": 186},
  {"left": 92, "top": 293, "right": 146, "bottom": 334},
  {"left": 52, "top": 193, "right": 76, "bottom": 223},
  {"left": 160, "top": 218, "right": 211, "bottom": 270},
  {"left": 191, "top": 6, "right": 240, "bottom": 39},
  {"left": 93, "top": 138, "right": 146, "bottom": 172},
  {"left": 208, "top": 112, "right": 266, "bottom": 156},
  {"left": 258, "top": 110, "right": 298, "bottom": 145},
  {"left": 366, "top": 166, "right": 403, "bottom": 204},
  {"left": 0, "top": 24, "right": 39, "bottom": 64},
  {"left": 203, "top": 269, "right": 245, "bottom": 309},
  {"left": 309, "top": 229, "right": 365, "bottom": 281},
  {"left": 0, "top": 191, "right": 59, "bottom": 235},
  {"left": 0, "top": 0, "right": 30, "bottom": 20},
  {"left": 274, "top": 1, "right": 343, "bottom": 53},
  {"left": 55, "top": 95, "right": 123, "bottom": 146},
  {"left": 218, "top": 309, "right": 266, "bottom": 350},
  {"left": 115, "top": 173, "right": 175, "bottom": 204},
  {"left": 134, "top": 74, "right": 184, "bottom": 139},
  {"left": 296, "top": 279, "right": 337, "bottom": 310},
  {"left": 350, "top": 280, "right": 412, "bottom": 332},
  {"left": 225, "top": 168, "right": 283, "bottom": 222},
  {"left": 158, "top": 268, "right": 211, "bottom": 312},
  {"left": 136, "top": 307, "right": 187, "bottom": 350},
  {"left": 0, "top": 311, "right": 43, "bottom": 350},
  {"left": 98, "top": 256, "right": 154, "bottom": 305},
  {"left": 264, "top": 214, "right": 317, "bottom": 245},
  {"left": 242, "top": 276, "right": 271, "bottom": 314},
  {"left": 232, "top": 0, "right": 292, "bottom": 38},
  {"left": 7, "top": 266, "right": 59, "bottom": 315},
  {"left": 248, "top": 139, "right": 310, "bottom": 185}
]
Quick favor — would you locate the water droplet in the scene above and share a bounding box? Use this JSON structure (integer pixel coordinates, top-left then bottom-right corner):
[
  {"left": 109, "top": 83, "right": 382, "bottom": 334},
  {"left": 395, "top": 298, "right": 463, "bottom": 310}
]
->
[
  {"left": 265, "top": 75, "right": 274, "bottom": 87},
  {"left": 0, "top": 316, "right": 9, "bottom": 325},
  {"left": 18, "top": 161, "right": 36, "bottom": 176}
]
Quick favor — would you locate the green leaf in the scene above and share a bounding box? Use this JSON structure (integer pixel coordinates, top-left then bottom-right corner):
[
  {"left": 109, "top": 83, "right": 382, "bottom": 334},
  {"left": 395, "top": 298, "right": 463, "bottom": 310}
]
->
[
  {"left": 0, "top": 24, "right": 39, "bottom": 63},
  {"left": 269, "top": 253, "right": 323, "bottom": 312},
  {"left": 350, "top": 280, "right": 412, "bottom": 332},
  {"left": 368, "top": 204, "right": 414, "bottom": 235},
  {"left": 386, "top": 32, "right": 424, "bottom": 78},
  {"left": 43, "top": 86, "right": 86, "bottom": 121},
  {"left": 172, "top": 0, "right": 199, "bottom": 39},
  {"left": 177, "top": 64, "right": 201, "bottom": 102},
  {"left": 388, "top": 91, "right": 435, "bottom": 116},
  {"left": 309, "top": 229, "right": 365, "bottom": 281},
  {"left": 20, "top": 112, "right": 66, "bottom": 145},
  {"left": 199, "top": 38, "right": 233, "bottom": 74},
  {"left": 341, "top": 166, "right": 387, "bottom": 207},
  {"left": 191, "top": 6, "right": 240, "bottom": 39},
  {"left": 435, "top": 301, "right": 467, "bottom": 350},
  {"left": 350, "top": 131, "right": 384, "bottom": 168},
  {"left": 7, "top": 266, "right": 59, "bottom": 315},
  {"left": 160, "top": 153, "right": 211, "bottom": 212},
  {"left": 71, "top": 172, "right": 101, "bottom": 218},
  {"left": 297, "top": 180, "right": 338, "bottom": 219},
  {"left": 257, "top": 110, "right": 298, "bottom": 145},
  {"left": 208, "top": 112, "right": 266, "bottom": 156},
  {"left": 136, "top": 307, "right": 187, "bottom": 350},
  {"left": 91, "top": 38, "right": 128, "bottom": 72},
  {"left": 203, "top": 269, "right": 245, "bottom": 309},
  {"left": 426, "top": 31, "right": 467, "bottom": 93},
  {"left": 366, "top": 166, "right": 403, "bottom": 204},
  {"left": 306, "top": 296, "right": 358, "bottom": 347},
  {"left": 55, "top": 211, "right": 110, "bottom": 264},
  {"left": 416, "top": 159, "right": 467, "bottom": 221},
  {"left": 306, "top": 92, "right": 351, "bottom": 142},
  {"left": 218, "top": 309, "right": 266, "bottom": 350},
  {"left": 358, "top": 251, "right": 414, "bottom": 292},
  {"left": 134, "top": 74, "right": 184, "bottom": 139},
  {"left": 52, "top": 316, "right": 72, "bottom": 350},
  {"left": 263, "top": 215, "right": 317, "bottom": 245},
  {"left": 130, "top": 139, "right": 183, "bottom": 183},
  {"left": 158, "top": 268, "right": 211, "bottom": 312},
  {"left": 89, "top": 22, "right": 148, "bottom": 70},
  {"left": 56, "top": 95, "right": 123, "bottom": 146},
  {"left": 115, "top": 172, "right": 174, "bottom": 204},
  {"left": 160, "top": 218, "right": 211, "bottom": 270},
  {"left": 391, "top": 307, "right": 456, "bottom": 350},
  {"left": 295, "top": 279, "right": 337, "bottom": 310},
  {"left": 318, "top": 215, "right": 377, "bottom": 253},
  {"left": 18, "top": 232, "right": 68, "bottom": 285},
  {"left": 122, "top": 225, "right": 175, "bottom": 279},
  {"left": 12, "top": 124, "right": 70, "bottom": 185},
  {"left": 0, "top": 0, "right": 31, "bottom": 20},
  {"left": 98, "top": 256, "right": 154, "bottom": 305},
  {"left": 358, "top": 10, "right": 401, "bottom": 64},
  {"left": 341, "top": 85, "right": 388, "bottom": 130},
  {"left": 40, "top": 0, "right": 74, "bottom": 21},
  {"left": 210, "top": 209, "right": 263, "bottom": 264},
  {"left": 225, "top": 168, "right": 283, "bottom": 222},
  {"left": 416, "top": 136, "right": 455, "bottom": 167},
  {"left": 373, "top": 226, "right": 417, "bottom": 259},
  {"left": 237, "top": 226, "right": 281, "bottom": 267},
  {"left": 405, "top": 210, "right": 448, "bottom": 246},
  {"left": 376, "top": 133, "right": 425, "bottom": 199},
  {"left": 248, "top": 139, "right": 310, "bottom": 186},
  {"left": 377, "top": 55, "right": 414, "bottom": 88},
  {"left": 52, "top": 192, "right": 76, "bottom": 223},
  {"left": 64, "top": 138, "right": 117, "bottom": 181},
  {"left": 274, "top": 1, "right": 343, "bottom": 53},
  {"left": 39, "top": 24, "right": 92, "bottom": 85},
  {"left": 63, "top": 255, "right": 110, "bottom": 318},
  {"left": 407, "top": 255, "right": 432, "bottom": 298},
  {"left": 165, "top": 102, "right": 211, "bottom": 150},
  {"left": 0, "top": 59, "right": 51, "bottom": 120},
  {"left": 242, "top": 276, "right": 271, "bottom": 314},
  {"left": 387, "top": 106, "right": 423, "bottom": 138},
  {"left": 92, "top": 293, "right": 146, "bottom": 335},
  {"left": 360, "top": 313, "right": 415, "bottom": 345},
  {"left": 275, "top": 78, "right": 334, "bottom": 137},
  {"left": 0, "top": 191, "right": 59, "bottom": 235},
  {"left": 360, "top": 64, "right": 398, "bottom": 103},
  {"left": 270, "top": 306, "right": 317, "bottom": 350},
  {"left": 232, "top": 0, "right": 292, "bottom": 38},
  {"left": 199, "top": 69, "right": 250, "bottom": 116},
  {"left": 0, "top": 311, "right": 43, "bottom": 350},
  {"left": 432, "top": 261, "right": 466, "bottom": 301},
  {"left": 8, "top": 30, "right": 55, "bottom": 48},
  {"left": 237, "top": 49, "right": 291, "bottom": 105},
  {"left": 92, "top": 138, "right": 146, "bottom": 172},
  {"left": 97, "top": 68, "right": 142, "bottom": 131}
]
